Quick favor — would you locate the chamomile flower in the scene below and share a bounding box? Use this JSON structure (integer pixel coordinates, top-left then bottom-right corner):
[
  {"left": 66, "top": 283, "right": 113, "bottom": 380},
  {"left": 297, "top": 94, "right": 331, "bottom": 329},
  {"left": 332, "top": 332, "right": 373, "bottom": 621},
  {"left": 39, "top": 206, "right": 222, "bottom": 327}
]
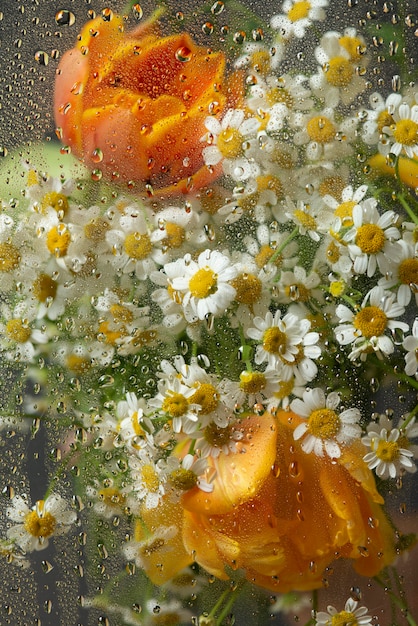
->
[
  {"left": 164, "top": 453, "right": 214, "bottom": 497},
  {"left": 291, "top": 388, "right": 361, "bottom": 458},
  {"left": 123, "top": 524, "right": 178, "bottom": 569},
  {"left": 403, "top": 318, "right": 418, "bottom": 376},
  {"left": 0, "top": 302, "right": 48, "bottom": 362},
  {"left": 379, "top": 239, "right": 418, "bottom": 306},
  {"left": 343, "top": 200, "right": 401, "bottom": 277},
  {"left": 6, "top": 493, "right": 76, "bottom": 552},
  {"left": 314, "top": 597, "right": 372, "bottom": 626},
  {"left": 381, "top": 102, "right": 418, "bottom": 159},
  {"left": 271, "top": 0, "right": 328, "bottom": 40},
  {"left": 362, "top": 414, "right": 417, "bottom": 479},
  {"left": 323, "top": 183, "right": 369, "bottom": 231},
  {"left": 128, "top": 454, "right": 166, "bottom": 510},
  {"left": 335, "top": 286, "right": 409, "bottom": 360},
  {"left": 166, "top": 249, "right": 237, "bottom": 322},
  {"left": 361, "top": 92, "right": 402, "bottom": 146},
  {"left": 116, "top": 392, "right": 155, "bottom": 453},
  {"left": 193, "top": 419, "right": 244, "bottom": 459}
]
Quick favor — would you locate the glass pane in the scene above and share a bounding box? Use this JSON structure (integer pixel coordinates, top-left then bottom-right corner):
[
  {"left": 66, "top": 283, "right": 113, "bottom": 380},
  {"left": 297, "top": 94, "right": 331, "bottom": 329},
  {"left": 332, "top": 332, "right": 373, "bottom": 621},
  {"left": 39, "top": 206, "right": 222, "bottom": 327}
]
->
[{"left": 0, "top": 1, "right": 417, "bottom": 625}]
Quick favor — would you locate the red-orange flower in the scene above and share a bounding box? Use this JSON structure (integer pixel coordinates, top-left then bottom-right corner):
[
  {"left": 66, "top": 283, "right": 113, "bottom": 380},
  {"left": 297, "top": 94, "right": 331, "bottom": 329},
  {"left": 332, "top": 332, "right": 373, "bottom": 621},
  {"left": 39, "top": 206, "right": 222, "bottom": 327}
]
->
[{"left": 54, "top": 13, "right": 242, "bottom": 196}]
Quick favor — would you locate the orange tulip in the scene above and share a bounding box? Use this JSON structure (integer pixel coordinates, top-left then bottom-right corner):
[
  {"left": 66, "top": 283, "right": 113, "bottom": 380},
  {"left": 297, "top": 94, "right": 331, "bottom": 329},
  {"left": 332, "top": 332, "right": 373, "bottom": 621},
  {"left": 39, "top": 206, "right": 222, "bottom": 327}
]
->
[
  {"left": 368, "top": 153, "right": 418, "bottom": 190},
  {"left": 54, "top": 13, "right": 242, "bottom": 196}
]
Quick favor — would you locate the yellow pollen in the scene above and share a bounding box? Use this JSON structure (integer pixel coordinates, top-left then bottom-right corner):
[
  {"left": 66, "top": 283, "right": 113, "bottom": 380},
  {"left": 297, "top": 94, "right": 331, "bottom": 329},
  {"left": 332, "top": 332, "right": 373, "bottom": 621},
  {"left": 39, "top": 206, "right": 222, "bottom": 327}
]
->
[
  {"left": 169, "top": 468, "right": 198, "bottom": 491},
  {"left": 204, "top": 422, "right": 232, "bottom": 447},
  {"left": 84, "top": 217, "right": 110, "bottom": 242},
  {"left": 393, "top": 118, "right": 418, "bottom": 147},
  {"left": 319, "top": 175, "right": 345, "bottom": 199},
  {"left": 189, "top": 383, "right": 219, "bottom": 414},
  {"left": 377, "top": 110, "right": 394, "bottom": 133},
  {"left": 217, "top": 127, "right": 244, "bottom": 159},
  {"left": 27, "top": 169, "right": 39, "bottom": 186},
  {"left": 33, "top": 273, "right": 58, "bottom": 302},
  {"left": 6, "top": 319, "right": 31, "bottom": 343},
  {"left": 294, "top": 209, "right": 317, "bottom": 231},
  {"left": 330, "top": 280, "right": 346, "bottom": 297},
  {"left": 308, "top": 408, "right": 341, "bottom": 439},
  {"left": 231, "top": 273, "right": 262, "bottom": 305},
  {"left": 374, "top": 439, "right": 400, "bottom": 463},
  {"left": 110, "top": 303, "right": 134, "bottom": 324},
  {"left": 162, "top": 222, "right": 185, "bottom": 249},
  {"left": 306, "top": 116, "right": 336, "bottom": 144},
  {"left": 46, "top": 224, "right": 71, "bottom": 257},
  {"left": 41, "top": 191, "right": 69, "bottom": 216},
  {"left": 199, "top": 188, "right": 225, "bottom": 215},
  {"left": 353, "top": 305, "right": 387, "bottom": 338},
  {"left": 325, "top": 56, "right": 354, "bottom": 87},
  {"left": 334, "top": 200, "right": 355, "bottom": 227},
  {"left": 272, "top": 148, "right": 294, "bottom": 169},
  {"left": 284, "top": 282, "right": 310, "bottom": 302},
  {"left": 257, "top": 174, "right": 283, "bottom": 198},
  {"left": 274, "top": 379, "right": 295, "bottom": 399},
  {"left": 238, "top": 191, "right": 259, "bottom": 213},
  {"left": 98, "top": 321, "right": 122, "bottom": 345},
  {"left": 287, "top": 0, "right": 311, "bottom": 22},
  {"left": 251, "top": 50, "right": 271, "bottom": 75},
  {"left": 263, "top": 326, "right": 287, "bottom": 355},
  {"left": 162, "top": 392, "right": 189, "bottom": 418},
  {"left": 124, "top": 232, "right": 152, "bottom": 260},
  {"left": 66, "top": 354, "right": 91, "bottom": 374},
  {"left": 330, "top": 611, "right": 359, "bottom": 626},
  {"left": 141, "top": 464, "right": 160, "bottom": 492},
  {"left": 356, "top": 223, "right": 385, "bottom": 254},
  {"left": 267, "top": 87, "right": 294, "bottom": 109},
  {"left": 0, "top": 242, "right": 21, "bottom": 271},
  {"left": 327, "top": 241, "right": 341, "bottom": 264},
  {"left": 398, "top": 257, "right": 418, "bottom": 286},
  {"left": 239, "top": 371, "right": 266, "bottom": 393},
  {"left": 339, "top": 35, "right": 364, "bottom": 61},
  {"left": 255, "top": 245, "right": 280, "bottom": 268},
  {"left": 24, "top": 508, "right": 56, "bottom": 538},
  {"left": 141, "top": 537, "right": 166, "bottom": 557},
  {"left": 189, "top": 267, "right": 217, "bottom": 298}
]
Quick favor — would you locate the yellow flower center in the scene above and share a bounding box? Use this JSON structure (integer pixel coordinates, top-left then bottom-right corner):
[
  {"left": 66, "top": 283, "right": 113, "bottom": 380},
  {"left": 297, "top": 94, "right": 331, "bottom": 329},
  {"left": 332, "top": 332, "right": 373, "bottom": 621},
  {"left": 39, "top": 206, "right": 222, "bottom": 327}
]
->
[
  {"left": 284, "top": 282, "right": 310, "bottom": 302},
  {"left": 356, "top": 223, "right": 385, "bottom": 254},
  {"left": 374, "top": 439, "right": 400, "bottom": 463},
  {"left": 110, "top": 304, "right": 134, "bottom": 324},
  {"left": 393, "top": 119, "right": 418, "bottom": 147},
  {"left": 98, "top": 321, "right": 122, "bottom": 346},
  {"left": 6, "top": 319, "right": 31, "bottom": 343},
  {"left": 267, "top": 87, "right": 294, "bottom": 109},
  {"left": 33, "top": 273, "right": 58, "bottom": 302},
  {"left": 130, "top": 411, "right": 146, "bottom": 438},
  {"left": 84, "top": 217, "right": 110, "bottom": 242},
  {"left": 308, "top": 408, "right": 341, "bottom": 439},
  {"left": 141, "top": 464, "right": 160, "bottom": 492},
  {"left": 330, "top": 280, "right": 346, "bottom": 297},
  {"left": 330, "top": 611, "right": 358, "bottom": 626},
  {"left": 0, "top": 242, "right": 20, "bottom": 272},
  {"left": 306, "top": 116, "right": 336, "bottom": 144},
  {"left": 263, "top": 327, "right": 287, "bottom": 355},
  {"left": 162, "top": 222, "right": 185, "bottom": 249},
  {"left": 251, "top": 50, "right": 271, "bottom": 75},
  {"left": 124, "top": 232, "right": 152, "bottom": 260},
  {"left": 353, "top": 305, "right": 387, "bottom": 337},
  {"left": 294, "top": 209, "right": 317, "bottom": 231},
  {"left": 255, "top": 244, "right": 281, "bottom": 269},
  {"left": 339, "top": 35, "right": 364, "bottom": 61},
  {"left": 204, "top": 423, "right": 233, "bottom": 447},
  {"left": 189, "top": 267, "right": 217, "bottom": 298},
  {"left": 398, "top": 257, "right": 418, "bottom": 286},
  {"left": 169, "top": 468, "right": 198, "bottom": 491},
  {"left": 98, "top": 487, "right": 126, "bottom": 508},
  {"left": 27, "top": 169, "right": 38, "bottom": 186},
  {"left": 239, "top": 371, "right": 266, "bottom": 393},
  {"left": 319, "top": 175, "right": 345, "bottom": 199},
  {"left": 189, "top": 383, "right": 219, "bottom": 414},
  {"left": 325, "top": 56, "right": 354, "bottom": 87},
  {"left": 274, "top": 379, "right": 295, "bottom": 400},
  {"left": 140, "top": 537, "right": 166, "bottom": 558},
  {"left": 162, "top": 392, "right": 189, "bottom": 418},
  {"left": 217, "top": 128, "right": 244, "bottom": 159},
  {"left": 334, "top": 200, "right": 355, "bottom": 227},
  {"left": 24, "top": 508, "right": 56, "bottom": 538},
  {"left": 46, "top": 224, "right": 71, "bottom": 257},
  {"left": 327, "top": 241, "right": 341, "bottom": 264},
  {"left": 257, "top": 174, "right": 283, "bottom": 198},
  {"left": 66, "top": 354, "right": 91, "bottom": 374},
  {"left": 272, "top": 147, "right": 295, "bottom": 169},
  {"left": 41, "top": 191, "right": 69, "bottom": 216},
  {"left": 287, "top": 0, "right": 311, "bottom": 21},
  {"left": 231, "top": 273, "right": 262, "bottom": 305},
  {"left": 377, "top": 110, "right": 394, "bottom": 133}
]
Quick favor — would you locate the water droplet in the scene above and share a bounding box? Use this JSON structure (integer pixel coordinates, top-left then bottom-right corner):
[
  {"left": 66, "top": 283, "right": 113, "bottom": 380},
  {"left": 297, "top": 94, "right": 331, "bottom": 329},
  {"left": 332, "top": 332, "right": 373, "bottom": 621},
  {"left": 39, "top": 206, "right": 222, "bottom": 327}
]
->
[
  {"left": 132, "top": 4, "right": 143, "bottom": 19},
  {"left": 55, "top": 10, "right": 75, "bottom": 26},
  {"left": 41, "top": 561, "right": 54, "bottom": 573},
  {"left": 233, "top": 31, "right": 246, "bottom": 44},
  {"left": 91, "top": 169, "right": 103, "bottom": 182},
  {"left": 202, "top": 21, "right": 214, "bottom": 35},
  {"left": 0, "top": 146, "right": 8, "bottom": 157},
  {"left": 91, "top": 148, "right": 103, "bottom": 163},
  {"left": 211, "top": 0, "right": 225, "bottom": 15},
  {"left": 392, "top": 74, "right": 401, "bottom": 92},
  {"left": 101, "top": 8, "right": 113, "bottom": 21},
  {"left": 175, "top": 46, "right": 193, "bottom": 62},
  {"left": 34, "top": 51, "right": 49, "bottom": 66}
]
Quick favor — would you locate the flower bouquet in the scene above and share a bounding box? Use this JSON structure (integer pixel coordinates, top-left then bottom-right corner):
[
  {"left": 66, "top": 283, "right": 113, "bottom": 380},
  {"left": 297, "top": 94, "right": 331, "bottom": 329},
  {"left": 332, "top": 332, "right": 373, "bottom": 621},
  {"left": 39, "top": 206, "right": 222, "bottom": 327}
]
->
[{"left": 0, "top": 0, "right": 417, "bottom": 624}]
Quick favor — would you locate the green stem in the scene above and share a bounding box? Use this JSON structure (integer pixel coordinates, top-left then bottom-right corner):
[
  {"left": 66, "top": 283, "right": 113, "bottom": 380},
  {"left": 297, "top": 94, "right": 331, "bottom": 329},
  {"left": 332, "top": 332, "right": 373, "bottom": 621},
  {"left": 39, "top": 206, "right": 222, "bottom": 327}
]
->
[
  {"left": 396, "top": 191, "right": 418, "bottom": 225},
  {"left": 270, "top": 226, "right": 299, "bottom": 267},
  {"left": 374, "top": 570, "right": 417, "bottom": 626},
  {"left": 215, "top": 580, "right": 245, "bottom": 625}
]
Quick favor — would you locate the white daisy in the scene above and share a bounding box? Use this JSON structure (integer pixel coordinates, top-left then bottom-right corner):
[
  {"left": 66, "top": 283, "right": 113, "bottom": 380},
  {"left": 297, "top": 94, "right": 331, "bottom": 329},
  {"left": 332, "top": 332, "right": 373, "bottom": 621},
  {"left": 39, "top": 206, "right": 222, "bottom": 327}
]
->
[
  {"left": 379, "top": 238, "right": 418, "bottom": 307},
  {"left": 6, "top": 493, "right": 76, "bottom": 552},
  {"left": 381, "top": 102, "right": 418, "bottom": 159},
  {"left": 403, "top": 318, "right": 418, "bottom": 376},
  {"left": 314, "top": 597, "right": 372, "bottom": 626},
  {"left": 291, "top": 387, "right": 361, "bottom": 458},
  {"left": 271, "top": 0, "right": 328, "bottom": 40},
  {"left": 362, "top": 414, "right": 417, "bottom": 479}
]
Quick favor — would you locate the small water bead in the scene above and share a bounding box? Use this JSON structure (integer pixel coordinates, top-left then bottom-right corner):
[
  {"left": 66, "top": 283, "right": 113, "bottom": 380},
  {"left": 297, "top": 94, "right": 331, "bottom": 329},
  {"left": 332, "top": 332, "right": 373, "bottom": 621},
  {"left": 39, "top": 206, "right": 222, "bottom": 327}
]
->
[
  {"left": 211, "top": 0, "right": 224, "bottom": 14},
  {"left": 175, "top": 46, "right": 193, "bottom": 62},
  {"left": 101, "top": 8, "right": 113, "bottom": 21},
  {"left": 55, "top": 10, "right": 76, "bottom": 26},
  {"left": 34, "top": 51, "right": 49, "bottom": 66},
  {"left": 132, "top": 4, "right": 143, "bottom": 20}
]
